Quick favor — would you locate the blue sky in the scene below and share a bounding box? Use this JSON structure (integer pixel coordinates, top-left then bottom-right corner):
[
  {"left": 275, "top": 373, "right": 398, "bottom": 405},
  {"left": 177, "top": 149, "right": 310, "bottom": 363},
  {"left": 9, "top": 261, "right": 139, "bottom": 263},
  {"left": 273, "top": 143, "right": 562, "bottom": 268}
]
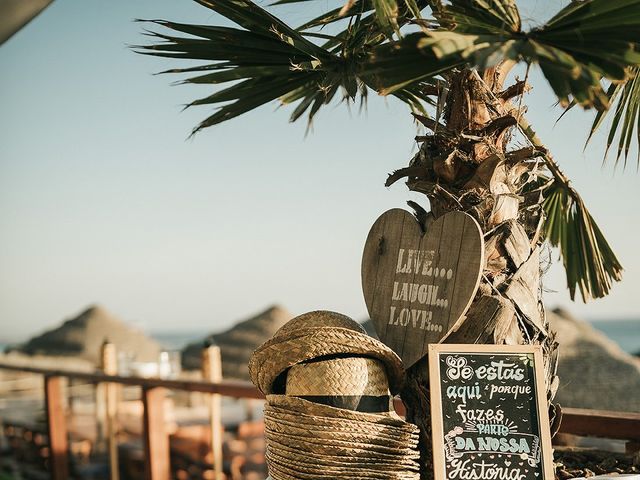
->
[{"left": 0, "top": 0, "right": 638, "bottom": 340}]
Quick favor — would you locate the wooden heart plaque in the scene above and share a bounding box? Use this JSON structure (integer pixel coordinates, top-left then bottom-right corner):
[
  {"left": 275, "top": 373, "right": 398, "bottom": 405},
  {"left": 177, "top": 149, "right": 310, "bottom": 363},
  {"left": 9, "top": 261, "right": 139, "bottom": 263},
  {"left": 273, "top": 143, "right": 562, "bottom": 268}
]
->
[{"left": 361, "top": 209, "right": 484, "bottom": 368}]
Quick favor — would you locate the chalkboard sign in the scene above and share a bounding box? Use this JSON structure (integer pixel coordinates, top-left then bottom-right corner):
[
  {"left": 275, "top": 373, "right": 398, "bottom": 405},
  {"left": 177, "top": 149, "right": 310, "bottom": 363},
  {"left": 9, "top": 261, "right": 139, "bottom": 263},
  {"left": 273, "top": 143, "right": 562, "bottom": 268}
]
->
[{"left": 428, "top": 344, "right": 554, "bottom": 480}]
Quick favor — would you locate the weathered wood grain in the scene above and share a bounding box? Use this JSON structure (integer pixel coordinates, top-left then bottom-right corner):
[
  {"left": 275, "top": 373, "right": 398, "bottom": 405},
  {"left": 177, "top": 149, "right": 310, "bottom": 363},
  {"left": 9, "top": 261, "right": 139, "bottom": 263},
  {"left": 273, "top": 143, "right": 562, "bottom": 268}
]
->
[
  {"left": 489, "top": 193, "right": 520, "bottom": 227},
  {"left": 442, "top": 294, "right": 518, "bottom": 345},
  {"left": 202, "top": 345, "right": 224, "bottom": 480},
  {"left": 362, "top": 209, "right": 484, "bottom": 367},
  {"left": 142, "top": 387, "right": 170, "bottom": 480},
  {"left": 505, "top": 247, "right": 546, "bottom": 334},
  {"left": 45, "top": 375, "right": 69, "bottom": 480},
  {"left": 559, "top": 408, "right": 640, "bottom": 441},
  {"left": 101, "top": 342, "right": 120, "bottom": 480},
  {"left": 0, "top": 362, "right": 264, "bottom": 398},
  {"left": 502, "top": 220, "right": 530, "bottom": 269}
]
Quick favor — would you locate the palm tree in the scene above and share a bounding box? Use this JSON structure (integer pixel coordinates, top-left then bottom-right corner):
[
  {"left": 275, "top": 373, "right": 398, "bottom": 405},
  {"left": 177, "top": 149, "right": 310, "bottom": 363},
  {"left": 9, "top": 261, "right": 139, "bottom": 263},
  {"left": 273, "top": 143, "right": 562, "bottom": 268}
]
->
[{"left": 135, "top": 0, "right": 638, "bottom": 477}]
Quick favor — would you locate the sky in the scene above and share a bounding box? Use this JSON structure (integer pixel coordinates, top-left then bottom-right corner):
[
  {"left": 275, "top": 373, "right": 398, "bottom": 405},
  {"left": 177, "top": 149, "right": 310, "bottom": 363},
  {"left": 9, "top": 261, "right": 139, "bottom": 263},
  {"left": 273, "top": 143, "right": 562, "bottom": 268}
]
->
[{"left": 0, "top": 0, "right": 639, "bottom": 341}]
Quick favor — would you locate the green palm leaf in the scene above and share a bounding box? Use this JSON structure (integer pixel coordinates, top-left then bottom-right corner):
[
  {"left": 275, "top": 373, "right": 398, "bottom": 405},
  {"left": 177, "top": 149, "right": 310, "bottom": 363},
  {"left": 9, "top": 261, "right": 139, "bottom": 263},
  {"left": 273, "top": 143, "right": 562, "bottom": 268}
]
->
[
  {"left": 439, "top": 0, "right": 521, "bottom": 33},
  {"left": 367, "top": 0, "right": 640, "bottom": 109},
  {"left": 584, "top": 67, "right": 640, "bottom": 168},
  {"left": 137, "top": 0, "right": 640, "bottom": 127},
  {"left": 135, "top": 0, "right": 439, "bottom": 133},
  {"left": 542, "top": 180, "right": 623, "bottom": 301},
  {"left": 517, "top": 116, "right": 624, "bottom": 301}
]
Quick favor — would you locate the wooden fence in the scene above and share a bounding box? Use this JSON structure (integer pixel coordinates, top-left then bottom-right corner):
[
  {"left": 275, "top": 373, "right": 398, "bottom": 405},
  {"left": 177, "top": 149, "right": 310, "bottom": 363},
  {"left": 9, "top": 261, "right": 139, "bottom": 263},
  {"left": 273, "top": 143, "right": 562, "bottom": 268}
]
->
[
  {"left": 0, "top": 361, "right": 263, "bottom": 480},
  {"left": 1, "top": 361, "right": 640, "bottom": 480}
]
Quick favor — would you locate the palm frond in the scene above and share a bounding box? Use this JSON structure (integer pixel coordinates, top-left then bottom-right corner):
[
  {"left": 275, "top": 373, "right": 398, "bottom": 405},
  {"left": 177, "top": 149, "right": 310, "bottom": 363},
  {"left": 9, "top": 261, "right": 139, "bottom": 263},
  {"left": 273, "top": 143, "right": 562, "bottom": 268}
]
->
[
  {"left": 371, "top": 0, "right": 401, "bottom": 36},
  {"left": 297, "top": 2, "right": 373, "bottom": 30},
  {"left": 339, "top": 0, "right": 424, "bottom": 36},
  {"left": 516, "top": 114, "right": 623, "bottom": 301},
  {"left": 189, "top": 0, "right": 329, "bottom": 60},
  {"left": 438, "top": 0, "right": 521, "bottom": 33},
  {"left": 358, "top": 32, "right": 464, "bottom": 94},
  {"left": 527, "top": 0, "right": 640, "bottom": 109},
  {"left": 584, "top": 67, "right": 640, "bottom": 168},
  {"left": 134, "top": 15, "right": 336, "bottom": 134},
  {"left": 138, "top": 0, "right": 640, "bottom": 134},
  {"left": 367, "top": 0, "right": 640, "bottom": 110},
  {"left": 542, "top": 179, "right": 623, "bottom": 301},
  {"left": 135, "top": 0, "right": 441, "bottom": 134}
]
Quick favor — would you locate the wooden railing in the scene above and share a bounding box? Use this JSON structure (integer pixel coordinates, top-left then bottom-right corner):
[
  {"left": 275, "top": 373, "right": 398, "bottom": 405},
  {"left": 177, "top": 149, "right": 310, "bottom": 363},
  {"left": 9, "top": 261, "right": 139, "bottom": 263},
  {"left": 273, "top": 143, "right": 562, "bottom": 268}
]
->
[
  {"left": 2, "top": 361, "right": 640, "bottom": 480},
  {"left": 560, "top": 407, "right": 640, "bottom": 443},
  {"left": 0, "top": 361, "right": 264, "bottom": 480}
]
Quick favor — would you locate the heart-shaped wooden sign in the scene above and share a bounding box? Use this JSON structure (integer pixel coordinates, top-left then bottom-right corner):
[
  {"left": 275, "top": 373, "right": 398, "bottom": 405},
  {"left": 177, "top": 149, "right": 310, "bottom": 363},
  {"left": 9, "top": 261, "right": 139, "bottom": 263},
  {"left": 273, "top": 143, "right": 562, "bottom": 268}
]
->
[{"left": 361, "top": 209, "right": 484, "bottom": 368}]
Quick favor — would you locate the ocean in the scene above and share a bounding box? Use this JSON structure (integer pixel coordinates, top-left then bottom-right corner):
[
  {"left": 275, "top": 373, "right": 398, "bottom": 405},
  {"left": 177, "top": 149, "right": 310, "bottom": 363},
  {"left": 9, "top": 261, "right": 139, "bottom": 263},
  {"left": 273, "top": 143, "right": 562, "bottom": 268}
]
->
[
  {"left": 590, "top": 319, "right": 640, "bottom": 355},
  {"left": 151, "top": 319, "right": 640, "bottom": 356},
  {"left": 152, "top": 331, "right": 207, "bottom": 351},
  {"left": 1, "top": 319, "right": 638, "bottom": 356}
]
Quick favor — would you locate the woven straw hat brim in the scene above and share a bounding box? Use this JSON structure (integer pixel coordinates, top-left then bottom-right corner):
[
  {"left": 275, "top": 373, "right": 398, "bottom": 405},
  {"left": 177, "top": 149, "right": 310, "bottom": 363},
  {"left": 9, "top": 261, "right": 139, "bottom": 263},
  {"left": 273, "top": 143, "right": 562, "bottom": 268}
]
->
[
  {"left": 267, "top": 465, "right": 418, "bottom": 480},
  {"left": 265, "top": 428, "right": 419, "bottom": 458},
  {"left": 265, "top": 395, "right": 414, "bottom": 428},
  {"left": 266, "top": 438, "right": 418, "bottom": 465},
  {"left": 265, "top": 429, "right": 420, "bottom": 460},
  {"left": 267, "top": 448, "right": 420, "bottom": 472},
  {"left": 268, "top": 442, "right": 419, "bottom": 470},
  {"left": 264, "top": 409, "right": 418, "bottom": 439},
  {"left": 265, "top": 443, "right": 420, "bottom": 471},
  {"left": 266, "top": 441, "right": 419, "bottom": 469},
  {"left": 264, "top": 399, "right": 418, "bottom": 434},
  {"left": 263, "top": 413, "right": 419, "bottom": 446},
  {"left": 264, "top": 408, "right": 417, "bottom": 440},
  {"left": 266, "top": 453, "right": 420, "bottom": 480},
  {"left": 250, "top": 327, "right": 404, "bottom": 394}
]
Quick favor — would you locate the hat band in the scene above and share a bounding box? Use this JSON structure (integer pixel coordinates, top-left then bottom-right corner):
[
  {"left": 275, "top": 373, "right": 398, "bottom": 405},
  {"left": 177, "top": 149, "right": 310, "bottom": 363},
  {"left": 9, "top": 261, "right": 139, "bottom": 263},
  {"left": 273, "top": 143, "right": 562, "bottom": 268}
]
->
[{"left": 292, "top": 395, "right": 392, "bottom": 413}]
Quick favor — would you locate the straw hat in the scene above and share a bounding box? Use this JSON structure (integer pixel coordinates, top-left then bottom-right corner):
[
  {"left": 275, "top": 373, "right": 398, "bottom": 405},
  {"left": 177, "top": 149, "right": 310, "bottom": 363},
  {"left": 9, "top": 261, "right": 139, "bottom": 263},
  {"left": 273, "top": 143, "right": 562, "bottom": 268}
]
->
[
  {"left": 249, "top": 311, "right": 404, "bottom": 395},
  {"left": 286, "top": 357, "right": 389, "bottom": 396},
  {"left": 266, "top": 394, "right": 410, "bottom": 424},
  {"left": 263, "top": 396, "right": 420, "bottom": 479},
  {"left": 251, "top": 311, "right": 419, "bottom": 480},
  {"left": 286, "top": 356, "right": 393, "bottom": 412}
]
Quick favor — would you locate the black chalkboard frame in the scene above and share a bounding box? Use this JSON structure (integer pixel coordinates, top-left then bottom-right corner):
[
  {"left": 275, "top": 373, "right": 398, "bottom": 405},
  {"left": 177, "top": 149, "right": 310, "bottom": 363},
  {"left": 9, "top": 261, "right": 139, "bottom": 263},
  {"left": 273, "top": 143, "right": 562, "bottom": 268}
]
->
[{"left": 428, "top": 344, "right": 554, "bottom": 480}]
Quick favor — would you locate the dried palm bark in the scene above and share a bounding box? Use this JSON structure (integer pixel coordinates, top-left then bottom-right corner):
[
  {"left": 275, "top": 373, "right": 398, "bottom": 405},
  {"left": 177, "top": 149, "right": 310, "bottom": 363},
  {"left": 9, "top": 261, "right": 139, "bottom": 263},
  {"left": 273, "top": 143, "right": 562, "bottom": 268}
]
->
[{"left": 387, "top": 65, "right": 561, "bottom": 479}]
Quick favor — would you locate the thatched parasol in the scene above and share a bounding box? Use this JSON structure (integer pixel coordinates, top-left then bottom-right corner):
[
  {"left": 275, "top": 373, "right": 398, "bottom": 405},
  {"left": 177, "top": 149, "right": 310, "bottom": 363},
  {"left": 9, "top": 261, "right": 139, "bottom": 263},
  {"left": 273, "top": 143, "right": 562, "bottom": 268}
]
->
[
  {"left": 9, "top": 305, "right": 161, "bottom": 365},
  {"left": 181, "top": 305, "right": 291, "bottom": 380},
  {"left": 550, "top": 308, "right": 640, "bottom": 413}
]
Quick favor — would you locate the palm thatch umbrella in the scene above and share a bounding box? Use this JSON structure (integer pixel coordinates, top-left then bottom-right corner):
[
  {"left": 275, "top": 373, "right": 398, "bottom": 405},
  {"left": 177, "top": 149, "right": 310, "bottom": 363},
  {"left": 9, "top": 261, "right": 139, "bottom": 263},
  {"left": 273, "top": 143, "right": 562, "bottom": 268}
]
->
[
  {"left": 550, "top": 308, "right": 640, "bottom": 413},
  {"left": 181, "top": 305, "right": 291, "bottom": 380},
  {"left": 9, "top": 305, "right": 161, "bottom": 365}
]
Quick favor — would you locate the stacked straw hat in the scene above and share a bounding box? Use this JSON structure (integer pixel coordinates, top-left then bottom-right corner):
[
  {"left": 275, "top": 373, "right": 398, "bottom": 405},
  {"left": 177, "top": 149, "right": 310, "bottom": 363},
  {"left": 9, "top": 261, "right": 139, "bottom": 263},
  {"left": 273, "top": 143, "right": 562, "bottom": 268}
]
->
[{"left": 250, "top": 311, "right": 421, "bottom": 480}]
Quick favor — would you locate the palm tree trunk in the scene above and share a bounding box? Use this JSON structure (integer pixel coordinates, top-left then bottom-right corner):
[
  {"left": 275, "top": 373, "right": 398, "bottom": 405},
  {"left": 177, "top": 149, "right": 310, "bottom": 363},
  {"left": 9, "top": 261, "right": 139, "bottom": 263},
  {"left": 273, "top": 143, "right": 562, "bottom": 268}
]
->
[{"left": 394, "top": 66, "right": 560, "bottom": 480}]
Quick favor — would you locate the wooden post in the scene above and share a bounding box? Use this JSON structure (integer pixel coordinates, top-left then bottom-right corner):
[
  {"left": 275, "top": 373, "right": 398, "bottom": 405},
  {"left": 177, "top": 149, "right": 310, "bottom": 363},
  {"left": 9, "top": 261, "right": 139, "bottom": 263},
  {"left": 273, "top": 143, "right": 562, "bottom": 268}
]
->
[
  {"left": 101, "top": 342, "right": 120, "bottom": 480},
  {"left": 96, "top": 381, "right": 106, "bottom": 452},
  {"left": 45, "top": 375, "right": 69, "bottom": 480},
  {"left": 142, "top": 386, "right": 170, "bottom": 480},
  {"left": 202, "top": 345, "right": 223, "bottom": 480}
]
